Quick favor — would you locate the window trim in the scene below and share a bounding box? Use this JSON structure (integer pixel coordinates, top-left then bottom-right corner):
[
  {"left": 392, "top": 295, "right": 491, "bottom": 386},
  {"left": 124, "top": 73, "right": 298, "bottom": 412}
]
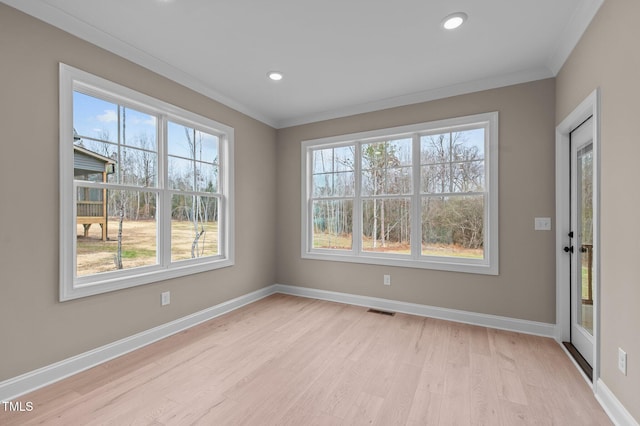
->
[
  {"left": 301, "top": 112, "right": 498, "bottom": 275},
  {"left": 60, "top": 63, "right": 234, "bottom": 301}
]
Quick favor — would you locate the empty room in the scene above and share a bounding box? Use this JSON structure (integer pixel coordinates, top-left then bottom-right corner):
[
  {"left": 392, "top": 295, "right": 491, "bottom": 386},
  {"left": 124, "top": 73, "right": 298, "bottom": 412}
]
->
[{"left": 0, "top": 0, "right": 638, "bottom": 424}]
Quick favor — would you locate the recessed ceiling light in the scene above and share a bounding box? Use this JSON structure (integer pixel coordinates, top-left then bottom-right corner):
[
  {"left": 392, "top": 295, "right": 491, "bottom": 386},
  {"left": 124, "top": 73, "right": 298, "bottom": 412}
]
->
[
  {"left": 267, "top": 71, "right": 284, "bottom": 81},
  {"left": 442, "top": 12, "right": 467, "bottom": 30}
]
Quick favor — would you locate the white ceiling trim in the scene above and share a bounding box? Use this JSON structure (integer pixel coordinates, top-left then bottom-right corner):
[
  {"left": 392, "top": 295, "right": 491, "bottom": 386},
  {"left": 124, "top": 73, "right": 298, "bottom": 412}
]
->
[
  {"left": 546, "top": 0, "right": 605, "bottom": 74},
  {"left": 276, "top": 66, "right": 554, "bottom": 129}
]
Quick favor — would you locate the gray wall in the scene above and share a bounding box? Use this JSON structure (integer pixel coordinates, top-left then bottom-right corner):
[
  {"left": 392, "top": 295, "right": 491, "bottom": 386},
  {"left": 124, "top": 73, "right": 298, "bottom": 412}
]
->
[
  {"left": 556, "top": 0, "right": 640, "bottom": 421},
  {"left": 276, "top": 79, "right": 557, "bottom": 324},
  {"left": 0, "top": 4, "right": 277, "bottom": 381}
]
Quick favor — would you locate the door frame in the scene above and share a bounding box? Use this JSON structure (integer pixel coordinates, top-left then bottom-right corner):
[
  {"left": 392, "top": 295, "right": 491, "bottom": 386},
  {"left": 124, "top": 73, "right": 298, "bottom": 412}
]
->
[{"left": 555, "top": 88, "right": 601, "bottom": 388}]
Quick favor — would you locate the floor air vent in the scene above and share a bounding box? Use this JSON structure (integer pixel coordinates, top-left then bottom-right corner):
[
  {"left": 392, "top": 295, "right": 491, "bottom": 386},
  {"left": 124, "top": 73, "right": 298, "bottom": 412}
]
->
[{"left": 367, "top": 308, "right": 395, "bottom": 316}]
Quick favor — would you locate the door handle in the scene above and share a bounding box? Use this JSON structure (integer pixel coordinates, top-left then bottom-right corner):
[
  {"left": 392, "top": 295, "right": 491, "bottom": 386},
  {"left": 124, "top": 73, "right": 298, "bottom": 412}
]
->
[{"left": 563, "top": 246, "right": 574, "bottom": 253}]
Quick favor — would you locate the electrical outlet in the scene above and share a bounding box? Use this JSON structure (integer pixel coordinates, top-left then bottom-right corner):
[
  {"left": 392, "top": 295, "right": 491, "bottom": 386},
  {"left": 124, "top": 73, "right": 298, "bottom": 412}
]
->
[
  {"left": 383, "top": 275, "right": 391, "bottom": 286},
  {"left": 161, "top": 291, "right": 171, "bottom": 306},
  {"left": 618, "top": 348, "right": 627, "bottom": 375}
]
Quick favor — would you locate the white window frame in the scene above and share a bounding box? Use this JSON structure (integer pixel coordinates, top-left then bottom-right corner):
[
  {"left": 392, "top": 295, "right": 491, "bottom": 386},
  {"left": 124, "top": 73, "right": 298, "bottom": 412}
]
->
[
  {"left": 301, "top": 112, "right": 498, "bottom": 275},
  {"left": 60, "top": 64, "right": 234, "bottom": 301}
]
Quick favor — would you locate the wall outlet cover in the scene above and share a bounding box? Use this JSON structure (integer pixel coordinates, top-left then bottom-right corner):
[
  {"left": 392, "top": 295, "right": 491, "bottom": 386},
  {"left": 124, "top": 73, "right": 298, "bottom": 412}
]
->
[
  {"left": 534, "top": 217, "right": 552, "bottom": 231},
  {"left": 161, "top": 291, "right": 171, "bottom": 306},
  {"left": 618, "top": 348, "right": 627, "bottom": 375}
]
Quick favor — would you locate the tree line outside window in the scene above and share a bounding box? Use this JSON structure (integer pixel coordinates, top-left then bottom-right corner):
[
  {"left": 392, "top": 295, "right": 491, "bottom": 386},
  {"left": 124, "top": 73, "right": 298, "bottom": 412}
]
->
[{"left": 309, "top": 126, "right": 486, "bottom": 260}]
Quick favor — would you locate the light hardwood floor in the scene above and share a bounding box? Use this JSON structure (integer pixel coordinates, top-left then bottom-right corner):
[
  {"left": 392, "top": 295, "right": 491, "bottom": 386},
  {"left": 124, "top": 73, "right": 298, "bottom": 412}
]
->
[{"left": 1, "top": 294, "right": 611, "bottom": 425}]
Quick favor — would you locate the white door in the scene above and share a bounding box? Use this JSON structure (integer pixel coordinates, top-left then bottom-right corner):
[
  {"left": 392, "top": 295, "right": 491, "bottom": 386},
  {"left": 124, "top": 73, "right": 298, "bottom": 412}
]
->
[{"left": 568, "top": 117, "right": 595, "bottom": 367}]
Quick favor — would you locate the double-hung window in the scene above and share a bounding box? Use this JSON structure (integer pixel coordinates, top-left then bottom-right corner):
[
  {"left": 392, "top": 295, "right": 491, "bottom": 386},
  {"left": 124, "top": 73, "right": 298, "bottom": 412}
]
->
[
  {"left": 302, "top": 112, "right": 498, "bottom": 274},
  {"left": 60, "top": 64, "right": 234, "bottom": 300}
]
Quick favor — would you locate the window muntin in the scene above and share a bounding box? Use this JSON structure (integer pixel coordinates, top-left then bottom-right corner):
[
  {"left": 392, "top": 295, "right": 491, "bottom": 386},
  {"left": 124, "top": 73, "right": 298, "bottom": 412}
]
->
[
  {"left": 302, "top": 113, "right": 498, "bottom": 275},
  {"left": 60, "top": 64, "right": 234, "bottom": 300}
]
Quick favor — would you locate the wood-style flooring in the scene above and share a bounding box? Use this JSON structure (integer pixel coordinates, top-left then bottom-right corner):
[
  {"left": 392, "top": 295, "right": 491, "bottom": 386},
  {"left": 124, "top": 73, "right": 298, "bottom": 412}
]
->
[{"left": 0, "top": 294, "right": 611, "bottom": 425}]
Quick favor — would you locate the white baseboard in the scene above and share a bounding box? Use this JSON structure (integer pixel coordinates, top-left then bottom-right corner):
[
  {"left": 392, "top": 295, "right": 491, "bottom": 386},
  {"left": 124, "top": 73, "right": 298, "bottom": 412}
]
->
[
  {"left": 596, "top": 379, "right": 639, "bottom": 426},
  {"left": 273, "top": 284, "right": 557, "bottom": 337},
  {"left": 0, "top": 285, "right": 276, "bottom": 401}
]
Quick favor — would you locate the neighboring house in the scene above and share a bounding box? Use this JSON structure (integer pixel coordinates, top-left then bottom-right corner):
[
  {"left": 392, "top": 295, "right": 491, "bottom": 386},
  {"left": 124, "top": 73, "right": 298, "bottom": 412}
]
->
[{"left": 73, "top": 145, "right": 115, "bottom": 241}]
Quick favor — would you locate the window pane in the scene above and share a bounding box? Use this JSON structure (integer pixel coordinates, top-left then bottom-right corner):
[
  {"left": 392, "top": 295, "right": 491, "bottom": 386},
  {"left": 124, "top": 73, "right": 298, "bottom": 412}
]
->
[
  {"left": 312, "top": 146, "right": 355, "bottom": 173},
  {"left": 76, "top": 188, "right": 158, "bottom": 276},
  {"left": 362, "top": 198, "right": 411, "bottom": 253},
  {"left": 168, "top": 122, "right": 219, "bottom": 163},
  {"left": 361, "top": 168, "right": 384, "bottom": 196},
  {"left": 194, "top": 130, "right": 219, "bottom": 164},
  {"left": 334, "top": 146, "right": 355, "bottom": 171},
  {"left": 388, "top": 138, "right": 413, "bottom": 166},
  {"left": 73, "top": 91, "right": 118, "bottom": 142},
  {"left": 421, "top": 195, "right": 484, "bottom": 259},
  {"left": 313, "top": 148, "right": 334, "bottom": 174},
  {"left": 120, "top": 107, "right": 157, "bottom": 150},
  {"left": 362, "top": 139, "right": 412, "bottom": 196},
  {"left": 420, "top": 133, "right": 450, "bottom": 164},
  {"left": 195, "top": 161, "right": 218, "bottom": 193},
  {"left": 421, "top": 129, "right": 484, "bottom": 165},
  {"left": 168, "top": 123, "right": 219, "bottom": 193},
  {"left": 451, "top": 129, "right": 484, "bottom": 162},
  {"left": 75, "top": 139, "right": 117, "bottom": 163},
  {"left": 421, "top": 161, "right": 484, "bottom": 193},
  {"left": 313, "top": 171, "right": 354, "bottom": 197},
  {"left": 452, "top": 160, "right": 484, "bottom": 192},
  {"left": 171, "top": 195, "right": 219, "bottom": 261},
  {"left": 120, "top": 147, "right": 157, "bottom": 187},
  {"left": 168, "top": 156, "right": 195, "bottom": 191},
  {"left": 421, "top": 164, "right": 447, "bottom": 193},
  {"left": 334, "top": 171, "right": 355, "bottom": 196},
  {"left": 312, "top": 200, "right": 353, "bottom": 249},
  {"left": 312, "top": 173, "right": 333, "bottom": 197},
  {"left": 168, "top": 122, "right": 195, "bottom": 159},
  {"left": 385, "top": 166, "right": 412, "bottom": 194},
  {"left": 421, "top": 126, "right": 485, "bottom": 194}
]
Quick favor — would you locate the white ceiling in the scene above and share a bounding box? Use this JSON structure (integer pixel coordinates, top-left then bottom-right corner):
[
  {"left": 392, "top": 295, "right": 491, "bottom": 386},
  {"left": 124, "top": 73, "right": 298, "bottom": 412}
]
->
[{"left": 3, "top": 0, "right": 603, "bottom": 128}]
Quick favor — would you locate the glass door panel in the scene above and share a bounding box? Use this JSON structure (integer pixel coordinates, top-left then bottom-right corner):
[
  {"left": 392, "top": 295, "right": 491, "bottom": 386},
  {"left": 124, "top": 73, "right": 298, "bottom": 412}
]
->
[{"left": 577, "top": 143, "right": 594, "bottom": 335}]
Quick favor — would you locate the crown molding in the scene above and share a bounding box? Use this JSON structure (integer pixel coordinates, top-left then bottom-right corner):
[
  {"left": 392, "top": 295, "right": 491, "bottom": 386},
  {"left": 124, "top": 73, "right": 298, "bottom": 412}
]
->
[
  {"left": 276, "top": 67, "right": 553, "bottom": 129},
  {"left": 546, "top": 0, "right": 605, "bottom": 75}
]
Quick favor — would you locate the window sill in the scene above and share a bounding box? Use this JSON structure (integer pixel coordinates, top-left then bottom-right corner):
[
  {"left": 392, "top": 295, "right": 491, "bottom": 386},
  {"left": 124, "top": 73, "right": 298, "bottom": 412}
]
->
[
  {"left": 301, "top": 251, "right": 498, "bottom": 275},
  {"left": 61, "top": 258, "right": 234, "bottom": 301}
]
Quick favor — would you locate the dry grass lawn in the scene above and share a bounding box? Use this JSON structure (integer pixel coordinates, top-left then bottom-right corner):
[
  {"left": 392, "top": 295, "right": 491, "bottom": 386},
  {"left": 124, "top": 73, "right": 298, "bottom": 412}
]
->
[
  {"left": 77, "top": 218, "right": 218, "bottom": 276},
  {"left": 314, "top": 232, "right": 483, "bottom": 258}
]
